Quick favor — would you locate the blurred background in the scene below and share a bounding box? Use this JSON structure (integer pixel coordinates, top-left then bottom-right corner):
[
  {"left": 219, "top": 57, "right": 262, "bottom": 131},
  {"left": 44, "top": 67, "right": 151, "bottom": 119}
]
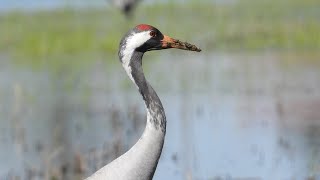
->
[{"left": 1, "top": 0, "right": 320, "bottom": 179}]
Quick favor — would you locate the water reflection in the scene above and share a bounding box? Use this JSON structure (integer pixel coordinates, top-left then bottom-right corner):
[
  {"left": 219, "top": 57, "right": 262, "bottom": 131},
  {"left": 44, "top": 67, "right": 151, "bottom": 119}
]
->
[{"left": 0, "top": 53, "right": 319, "bottom": 179}]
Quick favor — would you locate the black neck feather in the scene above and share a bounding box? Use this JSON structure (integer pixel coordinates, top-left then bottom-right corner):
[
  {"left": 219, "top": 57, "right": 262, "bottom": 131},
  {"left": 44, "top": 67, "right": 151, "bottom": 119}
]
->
[{"left": 128, "top": 51, "right": 166, "bottom": 132}]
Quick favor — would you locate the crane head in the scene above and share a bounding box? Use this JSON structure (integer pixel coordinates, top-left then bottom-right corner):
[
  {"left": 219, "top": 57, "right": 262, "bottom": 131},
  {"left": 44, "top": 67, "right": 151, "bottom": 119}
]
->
[{"left": 119, "top": 24, "right": 201, "bottom": 54}]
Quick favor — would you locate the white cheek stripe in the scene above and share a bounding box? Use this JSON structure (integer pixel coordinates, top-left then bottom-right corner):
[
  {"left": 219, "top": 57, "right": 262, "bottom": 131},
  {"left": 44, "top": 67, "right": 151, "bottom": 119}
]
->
[
  {"left": 121, "top": 31, "right": 151, "bottom": 88},
  {"left": 125, "top": 31, "right": 151, "bottom": 53}
]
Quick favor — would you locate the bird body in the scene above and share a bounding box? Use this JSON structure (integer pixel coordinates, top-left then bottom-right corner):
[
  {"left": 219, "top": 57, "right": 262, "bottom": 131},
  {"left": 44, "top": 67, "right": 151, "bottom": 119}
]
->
[
  {"left": 87, "top": 123, "right": 165, "bottom": 180},
  {"left": 86, "top": 24, "right": 201, "bottom": 180},
  {"left": 110, "top": 0, "right": 140, "bottom": 18}
]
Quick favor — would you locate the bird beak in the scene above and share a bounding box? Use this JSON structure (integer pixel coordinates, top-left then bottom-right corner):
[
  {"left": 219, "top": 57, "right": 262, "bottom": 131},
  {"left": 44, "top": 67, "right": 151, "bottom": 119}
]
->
[{"left": 161, "top": 35, "right": 201, "bottom": 52}]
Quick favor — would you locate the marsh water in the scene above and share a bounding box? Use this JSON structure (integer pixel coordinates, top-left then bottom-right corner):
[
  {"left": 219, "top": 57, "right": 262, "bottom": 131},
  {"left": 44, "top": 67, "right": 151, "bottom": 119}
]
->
[{"left": 1, "top": 52, "right": 320, "bottom": 179}]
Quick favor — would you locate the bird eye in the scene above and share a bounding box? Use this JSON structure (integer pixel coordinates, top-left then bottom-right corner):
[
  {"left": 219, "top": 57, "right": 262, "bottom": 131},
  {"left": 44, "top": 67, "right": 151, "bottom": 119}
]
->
[{"left": 149, "top": 31, "right": 156, "bottom": 37}]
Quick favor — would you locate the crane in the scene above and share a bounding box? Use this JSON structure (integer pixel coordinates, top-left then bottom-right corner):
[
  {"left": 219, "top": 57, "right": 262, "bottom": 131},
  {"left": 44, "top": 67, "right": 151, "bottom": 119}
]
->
[
  {"left": 109, "top": 0, "right": 141, "bottom": 18},
  {"left": 86, "top": 24, "right": 201, "bottom": 180}
]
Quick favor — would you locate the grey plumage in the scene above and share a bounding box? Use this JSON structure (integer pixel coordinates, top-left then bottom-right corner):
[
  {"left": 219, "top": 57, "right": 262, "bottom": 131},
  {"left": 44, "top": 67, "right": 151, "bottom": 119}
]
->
[
  {"left": 109, "top": 0, "right": 141, "bottom": 18},
  {"left": 86, "top": 24, "right": 200, "bottom": 180}
]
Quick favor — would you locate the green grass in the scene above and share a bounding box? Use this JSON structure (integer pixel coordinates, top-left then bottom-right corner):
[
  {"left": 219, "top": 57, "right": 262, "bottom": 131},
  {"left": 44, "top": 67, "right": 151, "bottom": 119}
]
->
[{"left": 0, "top": 0, "right": 319, "bottom": 68}]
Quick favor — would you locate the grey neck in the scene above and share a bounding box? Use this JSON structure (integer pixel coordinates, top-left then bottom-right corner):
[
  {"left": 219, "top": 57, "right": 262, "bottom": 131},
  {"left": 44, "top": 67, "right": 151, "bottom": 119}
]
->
[{"left": 126, "top": 51, "right": 166, "bottom": 132}]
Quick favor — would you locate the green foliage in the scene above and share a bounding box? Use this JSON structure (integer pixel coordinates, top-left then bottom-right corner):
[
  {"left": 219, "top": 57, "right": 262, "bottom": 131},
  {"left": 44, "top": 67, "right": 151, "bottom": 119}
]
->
[{"left": 0, "top": 0, "right": 319, "bottom": 68}]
